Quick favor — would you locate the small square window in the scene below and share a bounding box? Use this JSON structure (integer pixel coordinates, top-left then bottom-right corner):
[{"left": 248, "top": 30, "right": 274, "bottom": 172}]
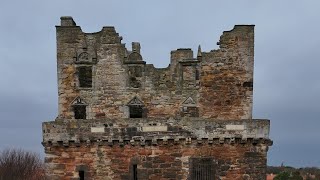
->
[
  {"left": 74, "top": 105, "right": 86, "bottom": 119},
  {"left": 129, "top": 106, "right": 143, "bottom": 118}
]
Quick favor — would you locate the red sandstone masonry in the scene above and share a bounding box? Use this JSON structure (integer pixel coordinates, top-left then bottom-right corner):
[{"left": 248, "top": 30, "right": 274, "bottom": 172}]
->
[{"left": 45, "top": 143, "right": 269, "bottom": 180}]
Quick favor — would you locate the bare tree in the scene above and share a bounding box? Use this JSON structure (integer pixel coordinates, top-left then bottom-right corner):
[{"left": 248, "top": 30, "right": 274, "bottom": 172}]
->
[{"left": 0, "top": 148, "right": 45, "bottom": 180}]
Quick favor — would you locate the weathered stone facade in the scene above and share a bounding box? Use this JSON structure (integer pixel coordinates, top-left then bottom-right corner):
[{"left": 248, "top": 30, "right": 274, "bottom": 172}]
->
[{"left": 42, "top": 16, "right": 272, "bottom": 180}]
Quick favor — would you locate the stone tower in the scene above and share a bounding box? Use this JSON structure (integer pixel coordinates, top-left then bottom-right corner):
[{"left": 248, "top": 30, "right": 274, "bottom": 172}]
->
[{"left": 42, "top": 17, "right": 272, "bottom": 180}]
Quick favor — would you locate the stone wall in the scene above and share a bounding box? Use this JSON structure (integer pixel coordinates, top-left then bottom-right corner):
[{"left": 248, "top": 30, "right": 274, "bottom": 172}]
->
[
  {"left": 42, "top": 118, "right": 270, "bottom": 144},
  {"left": 43, "top": 17, "right": 272, "bottom": 180},
  {"left": 56, "top": 17, "right": 254, "bottom": 120},
  {"left": 42, "top": 118, "right": 271, "bottom": 179},
  {"left": 45, "top": 143, "right": 268, "bottom": 180}
]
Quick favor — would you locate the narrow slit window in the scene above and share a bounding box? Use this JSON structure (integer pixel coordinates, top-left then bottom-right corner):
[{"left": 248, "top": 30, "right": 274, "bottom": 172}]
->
[
  {"left": 129, "top": 105, "right": 143, "bottom": 118},
  {"left": 79, "top": 170, "right": 84, "bottom": 180},
  {"left": 133, "top": 164, "right": 138, "bottom": 180},
  {"left": 74, "top": 105, "right": 86, "bottom": 119},
  {"left": 78, "top": 66, "right": 92, "bottom": 88},
  {"left": 195, "top": 69, "right": 200, "bottom": 80}
]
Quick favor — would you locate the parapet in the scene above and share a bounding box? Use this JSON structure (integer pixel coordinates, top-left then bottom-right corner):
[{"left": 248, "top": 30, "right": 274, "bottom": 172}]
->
[{"left": 42, "top": 118, "right": 271, "bottom": 147}]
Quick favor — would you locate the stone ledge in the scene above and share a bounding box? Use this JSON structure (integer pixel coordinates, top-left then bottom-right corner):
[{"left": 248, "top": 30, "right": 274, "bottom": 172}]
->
[
  {"left": 42, "top": 118, "right": 270, "bottom": 147},
  {"left": 42, "top": 137, "right": 273, "bottom": 147}
]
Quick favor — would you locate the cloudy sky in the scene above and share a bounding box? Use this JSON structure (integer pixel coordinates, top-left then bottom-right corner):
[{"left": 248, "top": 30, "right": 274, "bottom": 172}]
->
[{"left": 1, "top": 0, "right": 319, "bottom": 167}]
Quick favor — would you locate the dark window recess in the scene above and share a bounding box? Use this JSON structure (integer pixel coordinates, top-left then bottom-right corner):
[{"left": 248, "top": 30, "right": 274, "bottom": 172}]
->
[
  {"left": 133, "top": 164, "right": 138, "bottom": 180},
  {"left": 130, "top": 77, "right": 141, "bottom": 88},
  {"left": 79, "top": 170, "right": 84, "bottom": 180},
  {"left": 78, "top": 66, "right": 92, "bottom": 88},
  {"left": 195, "top": 69, "right": 200, "bottom": 80},
  {"left": 243, "top": 81, "right": 253, "bottom": 88},
  {"left": 129, "top": 105, "right": 143, "bottom": 118},
  {"left": 190, "top": 157, "right": 216, "bottom": 180},
  {"left": 181, "top": 107, "right": 199, "bottom": 117},
  {"left": 129, "top": 66, "right": 142, "bottom": 77},
  {"left": 74, "top": 105, "right": 86, "bottom": 119},
  {"left": 128, "top": 66, "right": 142, "bottom": 88}
]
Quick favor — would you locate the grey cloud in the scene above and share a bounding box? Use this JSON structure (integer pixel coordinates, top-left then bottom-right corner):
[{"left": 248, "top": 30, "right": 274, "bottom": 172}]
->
[{"left": 1, "top": 0, "right": 320, "bottom": 167}]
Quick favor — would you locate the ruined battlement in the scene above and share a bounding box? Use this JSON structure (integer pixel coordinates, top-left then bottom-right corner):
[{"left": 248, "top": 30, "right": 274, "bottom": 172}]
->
[{"left": 56, "top": 17, "right": 254, "bottom": 121}]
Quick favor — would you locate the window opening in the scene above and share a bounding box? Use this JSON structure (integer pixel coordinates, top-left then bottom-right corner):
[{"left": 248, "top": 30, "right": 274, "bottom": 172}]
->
[
  {"left": 129, "top": 105, "right": 143, "bottom": 118},
  {"left": 195, "top": 69, "right": 200, "bottom": 80},
  {"left": 128, "top": 97, "right": 145, "bottom": 118},
  {"left": 74, "top": 105, "right": 86, "bottom": 119},
  {"left": 190, "top": 157, "right": 215, "bottom": 180},
  {"left": 79, "top": 170, "right": 84, "bottom": 180},
  {"left": 133, "top": 164, "right": 138, "bottom": 180},
  {"left": 78, "top": 66, "right": 92, "bottom": 88}
]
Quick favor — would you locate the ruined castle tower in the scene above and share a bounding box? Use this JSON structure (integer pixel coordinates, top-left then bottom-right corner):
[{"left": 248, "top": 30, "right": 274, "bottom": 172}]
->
[{"left": 42, "top": 17, "right": 272, "bottom": 180}]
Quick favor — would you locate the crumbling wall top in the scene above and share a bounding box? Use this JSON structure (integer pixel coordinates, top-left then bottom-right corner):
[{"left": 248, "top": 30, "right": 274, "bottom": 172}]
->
[
  {"left": 60, "top": 16, "right": 77, "bottom": 26},
  {"left": 55, "top": 16, "right": 256, "bottom": 120}
]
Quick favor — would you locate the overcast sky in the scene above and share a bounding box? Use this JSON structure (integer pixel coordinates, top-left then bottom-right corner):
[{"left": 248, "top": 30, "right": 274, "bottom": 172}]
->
[{"left": 0, "top": 0, "right": 319, "bottom": 167}]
